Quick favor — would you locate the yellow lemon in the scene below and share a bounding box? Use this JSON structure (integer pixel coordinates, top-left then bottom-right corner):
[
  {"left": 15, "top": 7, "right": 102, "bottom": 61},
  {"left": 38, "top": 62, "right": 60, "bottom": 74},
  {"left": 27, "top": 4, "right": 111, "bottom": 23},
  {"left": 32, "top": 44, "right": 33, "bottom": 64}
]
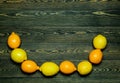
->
[
  {"left": 11, "top": 48, "right": 27, "bottom": 63},
  {"left": 93, "top": 34, "right": 107, "bottom": 49},
  {"left": 77, "top": 60, "right": 92, "bottom": 75},
  {"left": 39, "top": 62, "right": 59, "bottom": 76}
]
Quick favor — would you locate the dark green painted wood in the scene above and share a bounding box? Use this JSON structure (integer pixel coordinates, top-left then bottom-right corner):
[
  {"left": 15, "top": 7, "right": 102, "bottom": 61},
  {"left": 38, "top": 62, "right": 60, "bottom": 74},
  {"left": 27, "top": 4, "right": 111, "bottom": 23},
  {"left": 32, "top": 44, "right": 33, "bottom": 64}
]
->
[{"left": 0, "top": 1, "right": 120, "bottom": 83}]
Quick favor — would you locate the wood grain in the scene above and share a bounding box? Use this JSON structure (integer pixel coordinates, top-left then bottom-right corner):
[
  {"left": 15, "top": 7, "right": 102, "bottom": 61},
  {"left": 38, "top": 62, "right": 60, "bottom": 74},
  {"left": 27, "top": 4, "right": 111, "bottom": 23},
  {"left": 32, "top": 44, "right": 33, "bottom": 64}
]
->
[{"left": 0, "top": 1, "right": 120, "bottom": 83}]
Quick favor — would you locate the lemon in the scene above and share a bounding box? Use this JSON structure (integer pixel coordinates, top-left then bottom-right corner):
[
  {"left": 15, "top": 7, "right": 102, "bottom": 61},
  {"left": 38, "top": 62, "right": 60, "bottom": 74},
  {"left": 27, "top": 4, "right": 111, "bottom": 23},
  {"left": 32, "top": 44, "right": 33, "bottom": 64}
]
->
[
  {"left": 39, "top": 62, "right": 59, "bottom": 76},
  {"left": 89, "top": 49, "right": 103, "bottom": 64},
  {"left": 11, "top": 48, "right": 27, "bottom": 63},
  {"left": 77, "top": 60, "right": 92, "bottom": 75},
  {"left": 21, "top": 60, "right": 39, "bottom": 73},
  {"left": 93, "top": 34, "right": 107, "bottom": 49},
  {"left": 60, "top": 60, "right": 76, "bottom": 74},
  {"left": 7, "top": 32, "right": 21, "bottom": 49}
]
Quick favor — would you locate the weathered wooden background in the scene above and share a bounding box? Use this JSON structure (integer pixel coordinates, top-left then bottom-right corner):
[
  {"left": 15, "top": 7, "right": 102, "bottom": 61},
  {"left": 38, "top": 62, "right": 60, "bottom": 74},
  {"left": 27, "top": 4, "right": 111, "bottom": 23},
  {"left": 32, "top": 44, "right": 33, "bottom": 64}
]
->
[{"left": 0, "top": 0, "right": 120, "bottom": 83}]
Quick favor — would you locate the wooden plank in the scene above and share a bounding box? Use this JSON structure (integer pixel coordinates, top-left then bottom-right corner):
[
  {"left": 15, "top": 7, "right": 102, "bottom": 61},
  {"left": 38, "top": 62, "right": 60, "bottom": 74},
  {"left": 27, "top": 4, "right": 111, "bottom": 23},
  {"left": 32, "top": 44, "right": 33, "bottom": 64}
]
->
[
  {"left": 0, "top": 2, "right": 120, "bottom": 26},
  {"left": 0, "top": 1, "right": 120, "bottom": 10},
  {"left": 0, "top": 9, "right": 120, "bottom": 26}
]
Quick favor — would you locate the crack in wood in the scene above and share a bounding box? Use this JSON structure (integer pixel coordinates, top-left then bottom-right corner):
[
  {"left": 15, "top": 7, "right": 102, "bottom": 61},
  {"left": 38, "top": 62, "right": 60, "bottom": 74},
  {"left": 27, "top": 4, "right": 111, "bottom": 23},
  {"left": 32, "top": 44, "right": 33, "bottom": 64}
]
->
[{"left": 0, "top": 10, "right": 119, "bottom": 17}]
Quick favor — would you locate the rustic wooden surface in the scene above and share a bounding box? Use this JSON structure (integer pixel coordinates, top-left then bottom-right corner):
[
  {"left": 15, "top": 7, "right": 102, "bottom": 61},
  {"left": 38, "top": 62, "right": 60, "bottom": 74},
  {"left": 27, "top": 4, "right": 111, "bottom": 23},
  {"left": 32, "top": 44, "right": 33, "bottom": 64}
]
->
[{"left": 0, "top": 0, "right": 120, "bottom": 83}]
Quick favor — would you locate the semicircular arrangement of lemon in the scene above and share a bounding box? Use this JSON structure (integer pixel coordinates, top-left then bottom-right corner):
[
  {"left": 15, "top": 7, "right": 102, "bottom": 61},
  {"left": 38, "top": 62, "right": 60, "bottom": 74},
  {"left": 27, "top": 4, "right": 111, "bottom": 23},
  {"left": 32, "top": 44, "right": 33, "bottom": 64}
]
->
[{"left": 7, "top": 32, "right": 108, "bottom": 77}]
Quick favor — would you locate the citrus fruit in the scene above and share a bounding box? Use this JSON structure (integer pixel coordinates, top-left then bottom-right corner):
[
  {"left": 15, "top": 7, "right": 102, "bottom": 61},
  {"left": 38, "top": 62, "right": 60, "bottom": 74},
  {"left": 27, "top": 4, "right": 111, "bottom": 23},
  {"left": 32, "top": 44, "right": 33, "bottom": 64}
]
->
[
  {"left": 39, "top": 62, "right": 59, "bottom": 76},
  {"left": 59, "top": 60, "right": 76, "bottom": 74},
  {"left": 93, "top": 34, "right": 107, "bottom": 49},
  {"left": 21, "top": 60, "right": 39, "bottom": 73},
  {"left": 8, "top": 32, "right": 21, "bottom": 49},
  {"left": 77, "top": 60, "right": 92, "bottom": 75},
  {"left": 89, "top": 49, "right": 103, "bottom": 64},
  {"left": 11, "top": 48, "right": 27, "bottom": 63}
]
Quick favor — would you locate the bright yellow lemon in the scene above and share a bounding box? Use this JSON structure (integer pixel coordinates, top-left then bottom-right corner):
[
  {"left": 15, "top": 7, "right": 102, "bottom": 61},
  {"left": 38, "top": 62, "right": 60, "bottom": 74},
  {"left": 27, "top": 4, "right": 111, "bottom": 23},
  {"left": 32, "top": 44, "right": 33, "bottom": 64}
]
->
[
  {"left": 93, "top": 34, "right": 107, "bottom": 49},
  {"left": 77, "top": 60, "right": 92, "bottom": 75},
  {"left": 39, "top": 62, "right": 59, "bottom": 76},
  {"left": 11, "top": 48, "right": 27, "bottom": 63}
]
